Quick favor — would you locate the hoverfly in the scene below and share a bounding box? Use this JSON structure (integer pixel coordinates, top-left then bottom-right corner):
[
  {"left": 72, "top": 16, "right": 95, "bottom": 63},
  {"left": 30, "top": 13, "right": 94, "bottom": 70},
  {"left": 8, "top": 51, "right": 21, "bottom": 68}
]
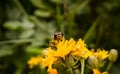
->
[{"left": 49, "top": 32, "right": 64, "bottom": 50}]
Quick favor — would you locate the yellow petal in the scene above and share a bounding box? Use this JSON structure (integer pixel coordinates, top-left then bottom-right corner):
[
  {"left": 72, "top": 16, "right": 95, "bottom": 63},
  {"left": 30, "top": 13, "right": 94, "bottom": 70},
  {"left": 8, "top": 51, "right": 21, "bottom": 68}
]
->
[{"left": 48, "top": 68, "right": 58, "bottom": 74}]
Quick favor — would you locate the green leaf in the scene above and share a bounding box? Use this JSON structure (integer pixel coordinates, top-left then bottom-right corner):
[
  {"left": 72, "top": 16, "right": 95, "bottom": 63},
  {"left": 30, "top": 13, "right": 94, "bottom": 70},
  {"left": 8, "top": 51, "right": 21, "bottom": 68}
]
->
[
  {"left": 21, "top": 18, "right": 35, "bottom": 29},
  {"left": 34, "top": 10, "right": 51, "bottom": 18},
  {"left": 4, "top": 18, "right": 35, "bottom": 31},
  {"left": 5, "top": 31, "right": 19, "bottom": 39},
  {"left": 26, "top": 46, "right": 42, "bottom": 54},
  {"left": 50, "top": 0, "right": 64, "bottom": 4},
  {"left": 0, "top": 45, "right": 13, "bottom": 57},
  {"left": 4, "top": 21, "right": 22, "bottom": 30},
  {"left": 19, "top": 29, "right": 35, "bottom": 38},
  {"left": 30, "top": 0, "right": 48, "bottom": 9}
]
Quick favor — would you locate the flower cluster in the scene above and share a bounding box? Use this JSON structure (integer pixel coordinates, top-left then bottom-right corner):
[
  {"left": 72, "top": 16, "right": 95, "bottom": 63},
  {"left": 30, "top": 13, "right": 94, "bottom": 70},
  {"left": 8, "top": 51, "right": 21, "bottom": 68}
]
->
[{"left": 28, "top": 32, "right": 118, "bottom": 74}]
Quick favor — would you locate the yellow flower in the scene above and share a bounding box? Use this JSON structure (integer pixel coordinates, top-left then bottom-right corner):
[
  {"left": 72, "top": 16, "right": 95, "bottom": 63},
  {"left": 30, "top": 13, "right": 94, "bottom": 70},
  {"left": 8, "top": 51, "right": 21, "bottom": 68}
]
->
[
  {"left": 40, "top": 48, "right": 59, "bottom": 74},
  {"left": 72, "top": 39, "right": 92, "bottom": 59},
  {"left": 55, "top": 38, "right": 76, "bottom": 59},
  {"left": 89, "top": 49, "right": 109, "bottom": 68},
  {"left": 102, "top": 72, "right": 108, "bottom": 74},
  {"left": 41, "top": 48, "right": 57, "bottom": 68},
  {"left": 93, "top": 69, "right": 108, "bottom": 74},
  {"left": 27, "top": 56, "right": 42, "bottom": 69},
  {"left": 28, "top": 37, "right": 94, "bottom": 73},
  {"left": 41, "top": 38, "right": 88, "bottom": 73},
  {"left": 93, "top": 69, "right": 101, "bottom": 74},
  {"left": 40, "top": 38, "right": 76, "bottom": 74},
  {"left": 95, "top": 49, "right": 108, "bottom": 60}
]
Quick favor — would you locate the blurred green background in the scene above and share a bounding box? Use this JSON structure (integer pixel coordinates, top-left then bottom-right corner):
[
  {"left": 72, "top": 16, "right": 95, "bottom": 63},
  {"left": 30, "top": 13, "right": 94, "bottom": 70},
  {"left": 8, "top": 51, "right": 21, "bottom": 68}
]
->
[{"left": 0, "top": 0, "right": 120, "bottom": 74}]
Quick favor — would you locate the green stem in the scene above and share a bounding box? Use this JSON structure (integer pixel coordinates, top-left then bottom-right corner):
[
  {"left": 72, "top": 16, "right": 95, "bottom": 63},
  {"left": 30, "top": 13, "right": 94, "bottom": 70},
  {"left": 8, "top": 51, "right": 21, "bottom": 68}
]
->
[
  {"left": 0, "top": 39, "right": 34, "bottom": 44},
  {"left": 13, "top": 0, "right": 27, "bottom": 16},
  {"left": 69, "top": 68, "right": 73, "bottom": 74},
  {"left": 56, "top": 2, "right": 61, "bottom": 31},
  {"left": 106, "top": 62, "right": 113, "bottom": 71},
  {"left": 80, "top": 59, "right": 85, "bottom": 74}
]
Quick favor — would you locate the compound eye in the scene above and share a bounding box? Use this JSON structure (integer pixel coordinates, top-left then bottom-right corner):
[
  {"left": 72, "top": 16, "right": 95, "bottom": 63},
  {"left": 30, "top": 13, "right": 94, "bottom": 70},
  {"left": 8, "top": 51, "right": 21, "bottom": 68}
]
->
[{"left": 54, "top": 32, "right": 63, "bottom": 40}]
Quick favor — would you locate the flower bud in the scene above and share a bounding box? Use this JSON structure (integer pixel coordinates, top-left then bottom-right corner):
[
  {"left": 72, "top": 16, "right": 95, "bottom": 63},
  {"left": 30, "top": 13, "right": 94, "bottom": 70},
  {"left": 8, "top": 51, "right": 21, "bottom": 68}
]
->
[
  {"left": 108, "top": 49, "right": 118, "bottom": 62},
  {"left": 88, "top": 56, "right": 98, "bottom": 69},
  {"left": 66, "top": 55, "right": 75, "bottom": 67},
  {"left": 41, "top": 48, "right": 48, "bottom": 57},
  {"left": 73, "top": 69, "right": 80, "bottom": 74}
]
